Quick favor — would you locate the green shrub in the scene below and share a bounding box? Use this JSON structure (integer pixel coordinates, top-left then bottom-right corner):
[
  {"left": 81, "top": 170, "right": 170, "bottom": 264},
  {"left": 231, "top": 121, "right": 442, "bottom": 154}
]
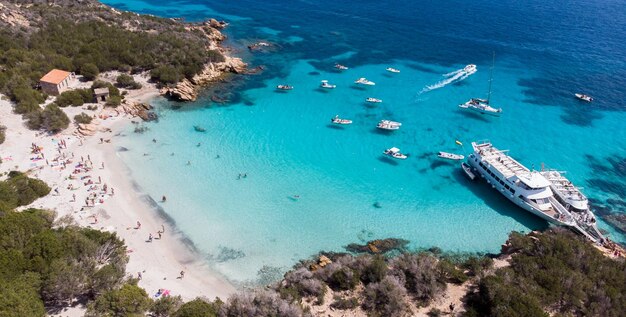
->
[
  {"left": 173, "top": 298, "right": 219, "bottom": 317},
  {"left": 40, "top": 104, "right": 70, "bottom": 133},
  {"left": 74, "top": 113, "right": 93, "bottom": 124},
  {"left": 116, "top": 74, "right": 134, "bottom": 87},
  {"left": 330, "top": 296, "right": 359, "bottom": 310},
  {"left": 87, "top": 282, "right": 152, "bottom": 316},
  {"left": 151, "top": 295, "right": 183, "bottom": 317},
  {"left": 0, "top": 172, "right": 50, "bottom": 210},
  {"left": 80, "top": 63, "right": 99, "bottom": 80},
  {"left": 24, "top": 110, "right": 43, "bottom": 130},
  {"left": 0, "top": 125, "right": 5, "bottom": 144},
  {"left": 328, "top": 267, "right": 359, "bottom": 291},
  {"left": 55, "top": 89, "right": 92, "bottom": 107},
  {"left": 105, "top": 95, "right": 122, "bottom": 107}
]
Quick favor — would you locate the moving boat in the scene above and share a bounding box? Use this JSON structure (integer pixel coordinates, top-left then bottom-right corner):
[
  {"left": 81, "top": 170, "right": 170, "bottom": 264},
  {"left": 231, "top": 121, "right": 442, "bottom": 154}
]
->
[
  {"left": 466, "top": 140, "right": 603, "bottom": 243},
  {"left": 438, "top": 151, "right": 464, "bottom": 160},
  {"left": 330, "top": 115, "right": 352, "bottom": 125},
  {"left": 464, "top": 64, "right": 477, "bottom": 73},
  {"left": 458, "top": 53, "right": 502, "bottom": 116},
  {"left": 386, "top": 67, "right": 400, "bottom": 73},
  {"left": 383, "top": 147, "right": 407, "bottom": 160},
  {"left": 335, "top": 64, "right": 349, "bottom": 70},
  {"left": 320, "top": 80, "right": 336, "bottom": 89},
  {"left": 461, "top": 162, "right": 476, "bottom": 180},
  {"left": 575, "top": 93, "right": 593, "bottom": 102},
  {"left": 277, "top": 85, "right": 293, "bottom": 90},
  {"left": 376, "top": 120, "right": 402, "bottom": 130},
  {"left": 355, "top": 78, "right": 375, "bottom": 85},
  {"left": 366, "top": 97, "right": 382, "bottom": 103}
]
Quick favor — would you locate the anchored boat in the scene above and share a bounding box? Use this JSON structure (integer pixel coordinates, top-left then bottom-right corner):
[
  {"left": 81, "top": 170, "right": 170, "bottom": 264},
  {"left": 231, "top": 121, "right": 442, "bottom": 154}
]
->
[
  {"left": 320, "top": 80, "right": 336, "bottom": 89},
  {"left": 355, "top": 77, "right": 375, "bottom": 85},
  {"left": 438, "top": 151, "right": 464, "bottom": 160},
  {"left": 386, "top": 67, "right": 400, "bottom": 73},
  {"left": 366, "top": 97, "right": 382, "bottom": 103},
  {"left": 459, "top": 54, "right": 503, "bottom": 116},
  {"left": 277, "top": 85, "right": 293, "bottom": 90},
  {"left": 383, "top": 147, "right": 407, "bottom": 160},
  {"left": 575, "top": 93, "right": 593, "bottom": 102},
  {"left": 376, "top": 120, "right": 402, "bottom": 130},
  {"left": 330, "top": 115, "right": 352, "bottom": 125},
  {"left": 461, "top": 162, "right": 476, "bottom": 180}
]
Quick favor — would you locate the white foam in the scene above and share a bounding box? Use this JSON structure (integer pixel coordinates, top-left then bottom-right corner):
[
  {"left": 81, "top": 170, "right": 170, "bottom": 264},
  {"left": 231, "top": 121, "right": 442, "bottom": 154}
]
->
[{"left": 420, "top": 67, "right": 477, "bottom": 93}]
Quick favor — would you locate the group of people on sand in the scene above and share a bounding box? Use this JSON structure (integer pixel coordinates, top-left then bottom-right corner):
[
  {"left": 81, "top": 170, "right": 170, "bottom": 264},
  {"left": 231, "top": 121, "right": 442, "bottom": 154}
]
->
[{"left": 602, "top": 238, "right": 624, "bottom": 258}]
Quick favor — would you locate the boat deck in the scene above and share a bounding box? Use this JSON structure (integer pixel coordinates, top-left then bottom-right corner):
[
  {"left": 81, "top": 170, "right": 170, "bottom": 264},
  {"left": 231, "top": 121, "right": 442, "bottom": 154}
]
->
[{"left": 473, "top": 142, "right": 530, "bottom": 179}]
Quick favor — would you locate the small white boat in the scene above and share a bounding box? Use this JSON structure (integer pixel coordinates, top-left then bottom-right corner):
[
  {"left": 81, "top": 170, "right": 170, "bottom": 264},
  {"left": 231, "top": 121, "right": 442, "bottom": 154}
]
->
[
  {"left": 355, "top": 78, "right": 375, "bottom": 85},
  {"left": 464, "top": 64, "right": 477, "bottom": 73},
  {"left": 331, "top": 115, "right": 352, "bottom": 125},
  {"left": 335, "top": 64, "right": 349, "bottom": 70},
  {"left": 377, "top": 120, "right": 402, "bottom": 130},
  {"left": 277, "top": 85, "right": 293, "bottom": 90},
  {"left": 438, "top": 151, "right": 465, "bottom": 160},
  {"left": 461, "top": 162, "right": 476, "bottom": 180},
  {"left": 366, "top": 97, "right": 382, "bottom": 103},
  {"left": 383, "top": 147, "right": 407, "bottom": 160},
  {"left": 386, "top": 67, "right": 400, "bottom": 73},
  {"left": 575, "top": 93, "right": 593, "bottom": 102},
  {"left": 320, "top": 80, "right": 336, "bottom": 89}
]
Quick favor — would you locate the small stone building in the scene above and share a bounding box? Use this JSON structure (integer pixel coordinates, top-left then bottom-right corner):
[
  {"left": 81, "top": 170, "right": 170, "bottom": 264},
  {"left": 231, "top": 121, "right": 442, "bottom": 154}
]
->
[
  {"left": 40, "top": 69, "right": 75, "bottom": 95},
  {"left": 93, "top": 88, "right": 110, "bottom": 102}
]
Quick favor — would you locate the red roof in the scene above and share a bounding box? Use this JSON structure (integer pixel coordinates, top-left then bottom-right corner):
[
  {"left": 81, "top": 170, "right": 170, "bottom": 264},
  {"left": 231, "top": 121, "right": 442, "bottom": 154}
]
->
[{"left": 40, "top": 69, "right": 71, "bottom": 85}]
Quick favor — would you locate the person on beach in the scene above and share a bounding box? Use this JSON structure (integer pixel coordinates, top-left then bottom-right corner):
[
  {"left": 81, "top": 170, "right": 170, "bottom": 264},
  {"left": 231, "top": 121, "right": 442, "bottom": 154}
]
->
[
  {"left": 157, "top": 231, "right": 162, "bottom": 239},
  {"left": 179, "top": 271, "right": 185, "bottom": 279},
  {"left": 137, "top": 272, "right": 142, "bottom": 280},
  {"left": 136, "top": 221, "right": 141, "bottom": 229},
  {"left": 101, "top": 162, "right": 104, "bottom": 169},
  {"left": 162, "top": 196, "right": 167, "bottom": 202},
  {"left": 148, "top": 233, "right": 153, "bottom": 242},
  {"left": 72, "top": 194, "right": 76, "bottom": 202}
]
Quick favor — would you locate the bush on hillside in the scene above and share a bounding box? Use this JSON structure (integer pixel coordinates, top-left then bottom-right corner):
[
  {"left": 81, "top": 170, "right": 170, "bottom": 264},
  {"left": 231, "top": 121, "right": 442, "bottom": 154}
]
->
[
  {"left": 55, "top": 89, "right": 93, "bottom": 107},
  {"left": 80, "top": 63, "right": 99, "bottom": 80},
  {"left": 87, "top": 282, "right": 151, "bottom": 316},
  {"left": 40, "top": 104, "right": 70, "bottom": 133},
  {"left": 0, "top": 125, "right": 6, "bottom": 144},
  {"left": 74, "top": 113, "right": 93, "bottom": 124}
]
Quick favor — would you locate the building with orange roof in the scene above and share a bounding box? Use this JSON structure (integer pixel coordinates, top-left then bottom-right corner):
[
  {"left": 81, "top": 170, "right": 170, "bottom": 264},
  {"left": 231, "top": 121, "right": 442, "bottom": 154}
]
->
[{"left": 40, "top": 69, "right": 76, "bottom": 95}]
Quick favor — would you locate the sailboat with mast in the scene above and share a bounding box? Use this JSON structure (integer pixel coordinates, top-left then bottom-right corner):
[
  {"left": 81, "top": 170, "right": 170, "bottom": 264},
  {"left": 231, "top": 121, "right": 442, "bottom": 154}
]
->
[{"left": 459, "top": 53, "right": 503, "bottom": 116}]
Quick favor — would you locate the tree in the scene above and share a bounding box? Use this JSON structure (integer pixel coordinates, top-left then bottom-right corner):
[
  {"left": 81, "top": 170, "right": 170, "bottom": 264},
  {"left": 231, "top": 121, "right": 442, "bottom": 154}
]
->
[
  {"left": 116, "top": 74, "right": 135, "bottom": 87},
  {"left": 74, "top": 113, "right": 93, "bottom": 124},
  {"left": 0, "top": 273, "right": 45, "bottom": 317},
  {"left": 173, "top": 298, "right": 218, "bottom": 317},
  {"left": 87, "top": 283, "right": 152, "bottom": 317},
  {"left": 81, "top": 63, "right": 99, "bottom": 80},
  {"left": 0, "top": 125, "right": 6, "bottom": 144},
  {"left": 151, "top": 295, "right": 183, "bottom": 317},
  {"left": 40, "top": 104, "right": 70, "bottom": 133}
]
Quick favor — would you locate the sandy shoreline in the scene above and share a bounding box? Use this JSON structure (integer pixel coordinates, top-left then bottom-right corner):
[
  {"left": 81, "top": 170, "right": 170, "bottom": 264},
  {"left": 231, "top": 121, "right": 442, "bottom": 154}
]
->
[{"left": 0, "top": 93, "right": 236, "bottom": 314}]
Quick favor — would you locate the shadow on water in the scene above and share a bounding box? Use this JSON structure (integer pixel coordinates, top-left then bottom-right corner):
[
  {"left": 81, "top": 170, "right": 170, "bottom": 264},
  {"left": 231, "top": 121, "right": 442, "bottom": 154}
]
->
[
  {"left": 371, "top": 128, "right": 397, "bottom": 136},
  {"left": 430, "top": 159, "right": 454, "bottom": 170},
  {"left": 378, "top": 156, "right": 399, "bottom": 166},
  {"left": 456, "top": 109, "right": 492, "bottom": 123},
  {"left": 451, "top": 169, "right": 548, "bottom": 230},
  {"left": 314, "top": 88, "right": 331, "bottom": 94},
  {"left": 326, "top": 124, "right": 346, "bottom": 130},
  {"left": 350, "top": 85, "right": 367, "bottom": 91}
]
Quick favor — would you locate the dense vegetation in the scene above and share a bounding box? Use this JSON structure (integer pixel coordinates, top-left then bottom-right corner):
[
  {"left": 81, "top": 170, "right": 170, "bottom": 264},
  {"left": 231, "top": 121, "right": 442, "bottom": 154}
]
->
[
  {"left": 0, "top": 0, "right": 224, "bottom": 133},
  {"left": 0, "top": 125, "right": 5, "bottom": 144},
  {"left": 464, "top": 229, "right": 626, "bottom": 317}
]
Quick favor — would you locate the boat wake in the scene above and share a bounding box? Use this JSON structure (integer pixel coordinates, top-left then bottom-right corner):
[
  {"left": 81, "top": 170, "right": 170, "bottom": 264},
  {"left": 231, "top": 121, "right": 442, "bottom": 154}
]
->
[{"left": 420, "top": 66, "right": 477, "bottom": 94}]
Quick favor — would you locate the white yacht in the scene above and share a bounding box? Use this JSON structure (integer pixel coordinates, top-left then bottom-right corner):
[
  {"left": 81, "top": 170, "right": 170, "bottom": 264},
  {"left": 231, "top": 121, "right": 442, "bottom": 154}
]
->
[
  {"left": 366, "top": 97, "right": 382, "bottom": 103},
  {"left": 464, "top": 64, "right": 477, "bottom": 73},
  {"left": 376, "top": 120, "right": 402, "bottom": 130},
  {"left": 386, "top": 67, "right": 400, "bottom": 73},
  {"left": 276, "top": 85, "right": 293, "bottom": 90},
  {"left": 575, "top": 93, "right": 593, "bottom": 102},
  {"left": 330, "top": 115, "right": 352, "bottom": 125},
  {"left": 335, "top": 64, "right": 349, "bottom": 70},
  {"left": 383, "top": 147, "right": 407, "bottom": 160},
  {"left": 467, "top": 141, "right": 604, "bottom": 243},
  {"left": 459, "top": 98, "right": 502, "bottom": 116},
  {"left": 320, "top": 80, "right": 336, "bottom": 89},
  {"left": 540, "top": 170, "right": 604, "bottom": 241},
  {"left": 355, "top": 78, "right": 375, "bottom": 85}
]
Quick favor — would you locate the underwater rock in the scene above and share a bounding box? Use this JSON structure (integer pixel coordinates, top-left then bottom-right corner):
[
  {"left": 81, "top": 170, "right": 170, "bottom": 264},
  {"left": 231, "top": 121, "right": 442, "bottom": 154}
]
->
[
  {"left": 345, "top": 238, "right": 409, "bottom": 254},
  {"left": 604, "top": 213, "right": 626, "bottom": 234},
  {"left": 257, "top": 265, "right": 283, "bottom": 285},
  {"left": 214, "top": 246, "right": 246, "bottom": 262}
]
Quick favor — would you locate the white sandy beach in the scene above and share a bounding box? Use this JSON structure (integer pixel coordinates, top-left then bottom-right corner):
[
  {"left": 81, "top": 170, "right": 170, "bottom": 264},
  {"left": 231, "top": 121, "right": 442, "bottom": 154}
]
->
[{"left": 0, "top": 91, "right": 236, "bottom": 315}]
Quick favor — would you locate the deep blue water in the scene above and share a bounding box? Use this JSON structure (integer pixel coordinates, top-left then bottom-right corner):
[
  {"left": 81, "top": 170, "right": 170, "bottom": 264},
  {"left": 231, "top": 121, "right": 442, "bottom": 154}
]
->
[{"left": 101, "top": 0, "right": 626, "bottom": 284}]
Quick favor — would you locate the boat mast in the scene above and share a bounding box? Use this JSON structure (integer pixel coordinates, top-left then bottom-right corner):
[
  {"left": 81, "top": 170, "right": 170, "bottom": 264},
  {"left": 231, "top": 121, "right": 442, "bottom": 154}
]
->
[{"left": 487, "top": 52, "right": 495, "bottom": 104}]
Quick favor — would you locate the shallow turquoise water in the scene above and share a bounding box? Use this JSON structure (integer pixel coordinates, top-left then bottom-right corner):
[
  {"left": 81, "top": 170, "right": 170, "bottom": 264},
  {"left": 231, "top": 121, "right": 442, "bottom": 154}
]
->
[{"left": 102, "top": 0, "right": 626, "bottom": 283}]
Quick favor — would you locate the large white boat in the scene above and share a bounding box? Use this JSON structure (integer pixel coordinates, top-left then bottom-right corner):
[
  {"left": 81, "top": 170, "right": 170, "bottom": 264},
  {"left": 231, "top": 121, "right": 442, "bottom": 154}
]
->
[
  {"left": 376, "top": 120, "right": 402, "bottom": 130},
  {"left": 355, "top": 78, "right": 375, "bottom": 85},
  {"left": 467, "top": 141, "right": 604, "bottom": 243},
  {"left": 383, "top": 147, "right": 407, "bottom": 160},
  {"left": 539, "top": 169, "right": 604, "bottom": 242}
]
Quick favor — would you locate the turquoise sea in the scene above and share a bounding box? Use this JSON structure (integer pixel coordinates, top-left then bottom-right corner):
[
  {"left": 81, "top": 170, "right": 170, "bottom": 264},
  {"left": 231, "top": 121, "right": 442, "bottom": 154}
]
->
[{"left": 101, "top": 0, "right": 626, "bottom": 284}]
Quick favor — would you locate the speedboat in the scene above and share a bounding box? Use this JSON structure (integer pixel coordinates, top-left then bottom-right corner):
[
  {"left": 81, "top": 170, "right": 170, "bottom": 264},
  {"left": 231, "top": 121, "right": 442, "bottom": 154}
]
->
[
  {"left": 464, "top": 64, "right": 477, "bottom": 73},
  {"left": 383, "top": 147, "right": 407, "bottom": 160},
  {"left": 376, "top": 120, "right": 402, "bottom": 130},
  {"left": 277, "top": 85, "right": 293, "bottom": 90},
  {"left": 366, "top": 97, "right": 382, "bottom": 103},
  {"left": 438, "top": 151, "right": 464, "bottom": 160},
  {"left": 461, "top": 162, "right": 476, "bottom": 181},
  {"left": 330, "top": 115, "right": 352, "bottom": 125},
  {"left": 320, "top": 80, "right": 336, "bottom": 89},
  {"left": 459, "top": 98, "right": 502, "bottom": 116},
  {"left": 575, "top": 93, "right": 593, "bottom": 102},
  {"left": 355, "top": 78, "right": 375, "bottom": 85},
  {"left": 386, "top": 67, "right": 400, "bottom": 73},
  {"left": 335, "top": 64, "right": 349, "bottom": 70}
]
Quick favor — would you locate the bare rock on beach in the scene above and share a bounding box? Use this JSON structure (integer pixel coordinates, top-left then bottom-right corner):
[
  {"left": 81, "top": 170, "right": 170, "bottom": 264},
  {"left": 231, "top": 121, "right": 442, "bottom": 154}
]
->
[
  {"left": 78, "top": 123, "right": 98, "bottom": 136},
  {"left": 162, "top": 79, "right": 198, "bottom": 102}
]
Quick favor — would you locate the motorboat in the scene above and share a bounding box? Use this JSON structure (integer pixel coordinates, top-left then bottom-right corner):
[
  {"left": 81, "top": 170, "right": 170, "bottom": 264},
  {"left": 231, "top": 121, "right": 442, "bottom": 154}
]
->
[
  {"left": 464, "top": 64, "right": 477, "bottom": 73},
  {"left": 383, "top": 147, "right": 407, "bottom": 160},
  {"left": 438, "top": 151, "right": 464, "bottom": 160},
  {"left": 366, "top": 97, "right": 382, "bottom": 103},
  {"left": 335, "top": 64, "right": 349, "bottom": 70},
  {"left": 459, "top": 98, "right": 502, "bottom": 116},
  {"left": 330, "top": 115, "right": 352, "bottom": 125},
  {"left": 376, "top": 120, "right": 402, "bottom": 130},
  {"left": 276, "top": 85, "right": 293, "bottom": 90},
  {"left": 320, "top": 80, "right": 336, "bottom": 89},
  {"left": 575, "top": 93, "right": 593, "bottom": 102},
  {"left": 355, "top": 78, "right": 375, "bottom": 85},
  {"left": 386, "top": 67, "right": 400, "bottom": 73},
  {"left": 461, "top": 162, "right": 476, "bottom": 180}
]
